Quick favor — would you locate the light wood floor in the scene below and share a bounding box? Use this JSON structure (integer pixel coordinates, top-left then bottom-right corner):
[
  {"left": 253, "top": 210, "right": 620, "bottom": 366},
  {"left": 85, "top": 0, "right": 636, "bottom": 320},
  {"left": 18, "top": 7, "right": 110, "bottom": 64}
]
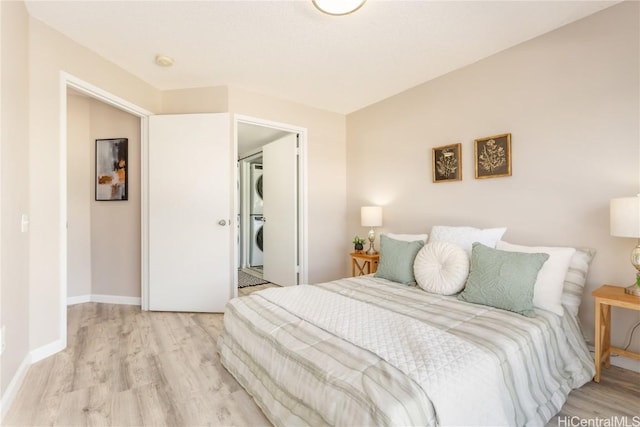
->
[{"left": 5, "top": 283, "right": 640, "bottom": 426}]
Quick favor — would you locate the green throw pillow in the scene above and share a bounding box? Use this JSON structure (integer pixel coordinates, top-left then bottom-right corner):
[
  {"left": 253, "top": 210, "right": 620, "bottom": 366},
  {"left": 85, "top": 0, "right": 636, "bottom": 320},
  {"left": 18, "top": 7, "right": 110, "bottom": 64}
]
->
[
  {"left": 458, "top": 242, "right": 549, "bottom": 317},
  {"left": 375, "top": 234, "right": 424, "bottom": 285}
]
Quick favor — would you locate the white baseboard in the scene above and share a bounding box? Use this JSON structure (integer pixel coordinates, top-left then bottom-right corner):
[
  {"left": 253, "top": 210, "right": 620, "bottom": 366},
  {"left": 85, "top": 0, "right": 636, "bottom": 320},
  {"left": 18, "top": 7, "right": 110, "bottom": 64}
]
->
[
  {"left": 610, "top": 355, "right": 640, "bottom": 373},
  {"left": 30, "top": 338, "right": 65, "bottom": 364},
  {"left": 1, "top": 338, "right": 66, "bottom": 421},
  {"left": 66, "top": 294, "right": 91, "bottom": 305},
  {"left": 91, "top": 294, "right": 141, "bottom": 305},
  {"left": 0, "top": 353, "right": 31, "bottom": 423},
  {"left": 67, "top": 294, "right": 141, "bottom": 306}
]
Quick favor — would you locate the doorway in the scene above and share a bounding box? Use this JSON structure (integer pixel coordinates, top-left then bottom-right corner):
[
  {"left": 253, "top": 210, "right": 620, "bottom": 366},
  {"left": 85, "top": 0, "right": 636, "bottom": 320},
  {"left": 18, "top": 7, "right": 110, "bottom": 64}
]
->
[
  {"left": 235, "top": 116, "right": 308, "bottom": 292},
  {"left": 57, "top": 73, "right": 152, "bottom": 357},
  {"left": 66, "top": 89, "right": 142, "bottom": 306}
]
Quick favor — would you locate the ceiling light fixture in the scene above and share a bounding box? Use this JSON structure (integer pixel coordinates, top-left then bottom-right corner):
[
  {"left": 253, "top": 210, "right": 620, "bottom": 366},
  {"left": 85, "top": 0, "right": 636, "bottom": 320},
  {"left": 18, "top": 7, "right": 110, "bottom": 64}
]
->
[
  {"left": 312, "top": 0, "right": 366, "bottom": 16},
  {"left": 155, "top": 54, "right": 174, "bottom": 67}
]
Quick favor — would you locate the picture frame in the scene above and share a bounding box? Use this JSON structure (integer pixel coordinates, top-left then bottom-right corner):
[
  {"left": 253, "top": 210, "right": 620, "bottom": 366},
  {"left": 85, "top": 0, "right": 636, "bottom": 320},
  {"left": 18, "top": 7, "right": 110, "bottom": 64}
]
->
[
  {"left": 432, "top": 143, "right": 462, "bottom": 183},
  {"left": 474, "top": 133, "right": 511, "bottom": 179},
  {"left": 95, "top": 138, "right": 128, "bottom": 201}
]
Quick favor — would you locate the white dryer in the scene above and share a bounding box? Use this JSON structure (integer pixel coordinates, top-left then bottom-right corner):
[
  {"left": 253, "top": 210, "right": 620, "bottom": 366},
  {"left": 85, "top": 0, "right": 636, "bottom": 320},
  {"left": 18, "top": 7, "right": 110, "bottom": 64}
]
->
[{"left": 250, "top": 163, "right": 263, "bottom": 215}]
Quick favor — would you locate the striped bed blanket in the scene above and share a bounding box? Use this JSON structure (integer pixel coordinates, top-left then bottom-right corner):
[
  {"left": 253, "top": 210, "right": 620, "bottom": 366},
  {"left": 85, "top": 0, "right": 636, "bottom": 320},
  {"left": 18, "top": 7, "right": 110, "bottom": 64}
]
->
[{"left": 218, "top": 275, "right": 594, "bottom": 426}]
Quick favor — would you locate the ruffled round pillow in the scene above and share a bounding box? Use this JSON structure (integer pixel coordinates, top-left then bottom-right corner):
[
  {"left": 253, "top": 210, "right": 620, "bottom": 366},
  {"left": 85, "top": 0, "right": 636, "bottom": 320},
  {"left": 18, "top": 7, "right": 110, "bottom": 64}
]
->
[{"left": 413, "top": 241, "right": 470, "bottom": 295}]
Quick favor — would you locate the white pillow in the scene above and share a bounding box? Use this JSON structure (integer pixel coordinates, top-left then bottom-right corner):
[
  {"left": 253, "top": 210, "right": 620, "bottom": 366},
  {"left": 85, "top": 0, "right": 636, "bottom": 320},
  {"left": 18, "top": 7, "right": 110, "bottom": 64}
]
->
[
  {"left": 414, "top": 241, "right": 469, "bottom": 295},
  {"left": 385, "top": 233, "right": 429, "bottom": 243},
  {"left": 428, "top": 225, "right": 507, "bottom": 256},
  {"left": 495, "top": 241, "right": 576, "bottom": 316},
  {"left": 561, "top": 248, "right": 595, "bottom": 317}
]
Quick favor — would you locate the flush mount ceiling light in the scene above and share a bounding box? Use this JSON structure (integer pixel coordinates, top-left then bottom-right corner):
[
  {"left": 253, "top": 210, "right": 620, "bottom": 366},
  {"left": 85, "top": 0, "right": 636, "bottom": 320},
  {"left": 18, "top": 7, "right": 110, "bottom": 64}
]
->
[
  {"left": 155, "top": 54, "right": 174, "bottom": 67},
  {"left": 312, "top": 0, "right": 366, "bottom": 16}
]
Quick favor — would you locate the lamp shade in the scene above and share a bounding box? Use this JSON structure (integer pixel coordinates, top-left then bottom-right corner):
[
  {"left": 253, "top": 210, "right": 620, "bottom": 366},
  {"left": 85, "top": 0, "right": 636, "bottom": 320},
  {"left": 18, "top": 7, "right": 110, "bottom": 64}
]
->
[
  {"left": 610, "top": 196, "right": 640, "bottom": 238},
  {"left": 361, "top": 206, "right": 382, "bottom": 227}
]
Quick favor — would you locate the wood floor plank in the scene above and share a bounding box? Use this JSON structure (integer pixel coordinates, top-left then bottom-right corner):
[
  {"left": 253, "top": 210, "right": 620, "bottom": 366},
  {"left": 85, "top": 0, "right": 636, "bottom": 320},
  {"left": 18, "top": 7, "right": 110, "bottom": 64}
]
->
[
  {"left": 3, "top": 289, "right": 639, "bottom": 427},
  {"left": 110, "top": 389, "right": 143, "bottom": 427},
  {"left": 55, "top": 383, "right": 112, "bottom": 427},
  {"left": 4, "top": 357, "right": 58, "bottom": 426},
  {"left": 132, "top": 383, "right": 179, "bottom": 427}
]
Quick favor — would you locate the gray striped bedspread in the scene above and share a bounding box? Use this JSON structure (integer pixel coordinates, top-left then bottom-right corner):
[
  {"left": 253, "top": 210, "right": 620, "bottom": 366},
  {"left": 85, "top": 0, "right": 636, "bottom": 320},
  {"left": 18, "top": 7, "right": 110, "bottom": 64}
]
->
[{"left": 218, "top": 276, "right": 595, "bottom": 426}]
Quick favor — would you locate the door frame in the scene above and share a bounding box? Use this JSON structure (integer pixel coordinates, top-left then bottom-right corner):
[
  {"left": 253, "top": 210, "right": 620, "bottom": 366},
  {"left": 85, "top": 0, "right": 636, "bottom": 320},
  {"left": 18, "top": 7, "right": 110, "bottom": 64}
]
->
[
  {"left": 234, "top": 114, "right": 308, "bottom": 296},
  {"left": 60, "top": 72, "right": 152, "bottom": 352}
]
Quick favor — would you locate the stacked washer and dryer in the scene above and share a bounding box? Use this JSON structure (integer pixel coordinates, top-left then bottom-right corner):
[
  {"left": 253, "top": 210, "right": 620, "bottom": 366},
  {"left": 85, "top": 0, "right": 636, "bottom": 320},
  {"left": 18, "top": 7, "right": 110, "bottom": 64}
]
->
[{"left": 249, "top": 163, "right": 264, "bottom": 268}]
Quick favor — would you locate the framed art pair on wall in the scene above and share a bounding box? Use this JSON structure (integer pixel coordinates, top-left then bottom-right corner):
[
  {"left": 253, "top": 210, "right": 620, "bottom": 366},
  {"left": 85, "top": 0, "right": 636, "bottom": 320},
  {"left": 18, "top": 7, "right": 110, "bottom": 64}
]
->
[{"left": 432, "top": 133, "right": 511, "bottom": 183}]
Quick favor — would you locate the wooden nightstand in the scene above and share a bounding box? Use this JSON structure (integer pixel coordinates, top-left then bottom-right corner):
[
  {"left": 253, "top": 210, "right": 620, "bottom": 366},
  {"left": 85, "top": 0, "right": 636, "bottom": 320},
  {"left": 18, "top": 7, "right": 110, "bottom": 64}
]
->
[
  {"left": 350, "top": 252, "right": 379, "bottom": 276},
  {"left": 592, "top": 285, "right": 640, "bottom": 382}
]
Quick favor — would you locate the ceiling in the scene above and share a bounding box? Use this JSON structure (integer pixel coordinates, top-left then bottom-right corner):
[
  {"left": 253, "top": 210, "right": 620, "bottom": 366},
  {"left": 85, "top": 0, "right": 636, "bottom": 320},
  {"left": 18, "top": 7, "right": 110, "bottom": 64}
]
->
[
  {"left": 237, "top": 123, "right": 291, "bottom": 157},
  {"left": 28, "top": 0, "right": 619, "bottom": 115}
]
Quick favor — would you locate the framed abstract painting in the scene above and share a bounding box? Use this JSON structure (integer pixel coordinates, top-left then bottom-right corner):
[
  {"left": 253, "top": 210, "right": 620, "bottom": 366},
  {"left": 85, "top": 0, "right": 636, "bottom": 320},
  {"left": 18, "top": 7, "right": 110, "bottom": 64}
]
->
[{"left": 95, "top": 138, "right": 128, "bottom": 201}]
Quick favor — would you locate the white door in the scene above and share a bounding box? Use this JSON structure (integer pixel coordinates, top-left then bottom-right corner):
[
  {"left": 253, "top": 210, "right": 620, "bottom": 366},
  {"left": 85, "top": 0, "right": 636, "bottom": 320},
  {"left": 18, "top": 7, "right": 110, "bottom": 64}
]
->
[
  {"left": 263, "top": 134, "right": 298, "bottom": 287},
  {"left": 148, "top": 113, "right": 232, "bottom": 312}
]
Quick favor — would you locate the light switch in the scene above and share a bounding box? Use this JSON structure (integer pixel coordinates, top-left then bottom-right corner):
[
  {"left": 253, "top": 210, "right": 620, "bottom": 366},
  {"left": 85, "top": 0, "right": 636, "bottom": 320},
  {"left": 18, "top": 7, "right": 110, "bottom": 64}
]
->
[
  {"left": 21, "top": 214, "right": 29, "bottom": 233},
  {"left": 1, "top": 325, "right": 5, "bottom": 355}
]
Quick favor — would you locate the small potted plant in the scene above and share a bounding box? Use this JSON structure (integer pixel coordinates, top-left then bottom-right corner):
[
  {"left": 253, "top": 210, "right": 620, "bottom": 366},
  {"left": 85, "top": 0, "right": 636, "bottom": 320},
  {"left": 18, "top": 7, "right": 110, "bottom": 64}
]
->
[{"left": 352, "top": 235, "right": 365, "bottom": 253}]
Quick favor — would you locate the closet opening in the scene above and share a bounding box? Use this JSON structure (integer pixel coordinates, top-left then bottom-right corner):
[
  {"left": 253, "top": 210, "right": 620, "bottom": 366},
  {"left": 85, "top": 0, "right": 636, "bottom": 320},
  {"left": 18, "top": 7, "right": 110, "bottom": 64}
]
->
[{"left": 235, "top": 118, "right": 307, "bottom": 293}]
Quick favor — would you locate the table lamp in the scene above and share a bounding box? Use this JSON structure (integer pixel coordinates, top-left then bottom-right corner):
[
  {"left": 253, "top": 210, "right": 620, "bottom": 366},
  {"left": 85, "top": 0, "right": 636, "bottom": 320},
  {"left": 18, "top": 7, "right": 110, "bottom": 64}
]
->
[
  {"left": 610, "top": 195, "right": 640, "bottom": 296},
  {"left": 361, "top": 206, "right": 383, "bottom": 255}
]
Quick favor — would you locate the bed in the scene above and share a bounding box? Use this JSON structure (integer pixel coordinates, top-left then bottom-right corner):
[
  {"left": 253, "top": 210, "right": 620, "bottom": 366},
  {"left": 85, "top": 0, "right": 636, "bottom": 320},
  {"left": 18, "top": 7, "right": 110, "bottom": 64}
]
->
[{"left": 218, "top": 230, "right": 596, "bottom": 427}]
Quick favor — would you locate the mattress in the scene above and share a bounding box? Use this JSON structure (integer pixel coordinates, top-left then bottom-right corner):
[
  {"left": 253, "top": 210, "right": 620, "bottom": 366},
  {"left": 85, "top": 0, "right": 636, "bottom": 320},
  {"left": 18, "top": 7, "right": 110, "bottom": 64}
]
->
[{"left": 218, "top": 275, "right": 594, "bottom": 426}]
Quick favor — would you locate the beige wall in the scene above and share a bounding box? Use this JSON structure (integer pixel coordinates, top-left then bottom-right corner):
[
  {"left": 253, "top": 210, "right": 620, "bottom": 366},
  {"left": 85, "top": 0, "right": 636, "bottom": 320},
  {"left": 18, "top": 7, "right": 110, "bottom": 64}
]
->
[
  {"left": 347, "top": 2, "right": 639, "bottom": 365},
  {"left": 1, "top": 0, "right": 30, "bottom": 396},
  {"left": 162, "top": 86, "right": 228, "bottom": 114},
  {"left": 28, "top": 16, "right": 161, "bottom": 352},
  {"left": 67, "top": 95, "right": 141, "bottom": 299},
  {"left": 66, "top": 94, "right": 92, "bottom": 298},
  {"left": 89, "top": 100, "right": 141, "bottom": 297}
]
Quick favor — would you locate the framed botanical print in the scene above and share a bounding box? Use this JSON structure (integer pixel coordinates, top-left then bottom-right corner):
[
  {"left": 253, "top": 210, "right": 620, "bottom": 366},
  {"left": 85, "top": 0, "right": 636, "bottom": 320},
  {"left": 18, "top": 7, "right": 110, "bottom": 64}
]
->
[
  {"left": 432, "top": 143, "right": 462, "bottom": 183},
  {"left": 474, "top": 133, "right": 511, "bottom": 179}
]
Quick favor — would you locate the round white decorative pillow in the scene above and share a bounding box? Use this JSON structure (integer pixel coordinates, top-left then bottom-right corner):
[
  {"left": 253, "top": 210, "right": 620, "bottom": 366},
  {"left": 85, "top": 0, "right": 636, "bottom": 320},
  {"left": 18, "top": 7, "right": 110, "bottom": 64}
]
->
[{"left": 413, "top": 241, "right": 470, "bottom": 295}]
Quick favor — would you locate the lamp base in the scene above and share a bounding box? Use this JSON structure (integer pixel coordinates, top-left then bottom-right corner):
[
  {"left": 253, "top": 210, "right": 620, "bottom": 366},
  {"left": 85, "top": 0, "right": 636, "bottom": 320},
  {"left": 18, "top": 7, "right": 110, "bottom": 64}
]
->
[
  {"left": 626, "top": 268, "right": 640, "bottom": 296},
  {"left": 625, "top": 284, "right": 640, "bottom": 296},
  {"left": 366, "top": 227, "right": 377, "bottom": 255}
]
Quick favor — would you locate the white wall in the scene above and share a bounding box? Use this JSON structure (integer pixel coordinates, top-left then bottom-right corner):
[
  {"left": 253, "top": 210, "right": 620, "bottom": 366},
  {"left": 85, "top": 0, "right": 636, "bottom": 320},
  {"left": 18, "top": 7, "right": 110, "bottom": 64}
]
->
[{"left": 347, "top": 2, "right": 639, "bottom": 367}]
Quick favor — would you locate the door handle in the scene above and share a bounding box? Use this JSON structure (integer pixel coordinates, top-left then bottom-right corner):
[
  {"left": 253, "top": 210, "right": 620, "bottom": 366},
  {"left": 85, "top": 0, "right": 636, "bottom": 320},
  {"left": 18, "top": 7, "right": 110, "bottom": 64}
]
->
[{"left": 218, "top": 219, "right": 227, "bottom": 226}]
